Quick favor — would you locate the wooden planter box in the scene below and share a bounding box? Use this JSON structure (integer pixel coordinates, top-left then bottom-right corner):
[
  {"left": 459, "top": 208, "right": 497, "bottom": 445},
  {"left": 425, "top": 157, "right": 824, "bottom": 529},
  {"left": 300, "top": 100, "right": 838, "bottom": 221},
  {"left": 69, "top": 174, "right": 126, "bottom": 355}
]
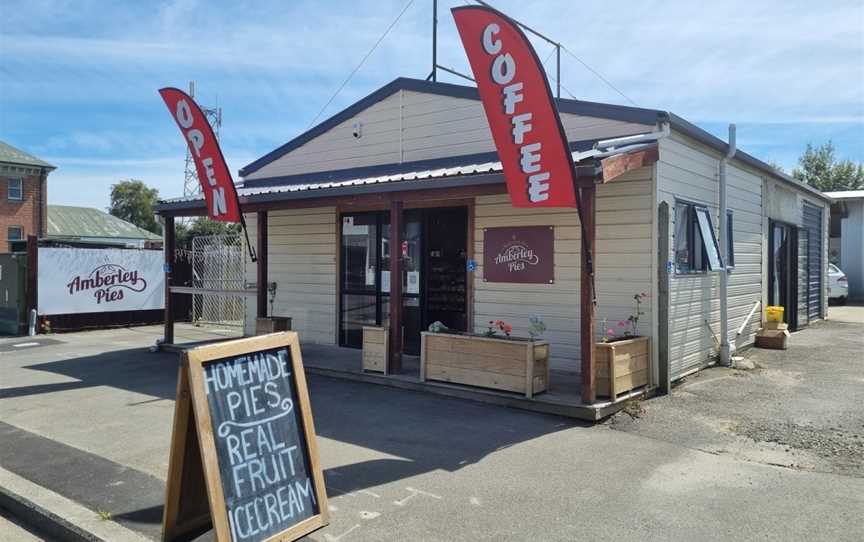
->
[
  {"left": 420, "top": 332, "right": 549, "bottom": 398},
  {"left": 362, "top": 326, "right": 388, "bottom": 374},
  {"left": 595, "top": 336, "right": 649, "bottom": 400},
  {"left": 256, "top": 316, "right": 292, "bottom": 335}
]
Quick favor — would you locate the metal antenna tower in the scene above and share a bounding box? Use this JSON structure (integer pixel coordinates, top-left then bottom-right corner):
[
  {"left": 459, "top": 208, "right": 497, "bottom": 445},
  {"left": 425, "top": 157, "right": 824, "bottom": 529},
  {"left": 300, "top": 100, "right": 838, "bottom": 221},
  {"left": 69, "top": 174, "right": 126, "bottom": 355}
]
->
[{"left": 182, "top": 81, "right": 222, "bottom": 214}]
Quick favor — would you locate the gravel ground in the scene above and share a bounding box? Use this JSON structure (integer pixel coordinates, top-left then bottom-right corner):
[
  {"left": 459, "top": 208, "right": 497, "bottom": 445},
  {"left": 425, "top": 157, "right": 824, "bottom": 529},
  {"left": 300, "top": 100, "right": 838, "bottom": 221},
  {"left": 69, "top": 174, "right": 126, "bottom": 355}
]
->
[{"left": 607, "top": 312, "right": 864, "bottom": 477}]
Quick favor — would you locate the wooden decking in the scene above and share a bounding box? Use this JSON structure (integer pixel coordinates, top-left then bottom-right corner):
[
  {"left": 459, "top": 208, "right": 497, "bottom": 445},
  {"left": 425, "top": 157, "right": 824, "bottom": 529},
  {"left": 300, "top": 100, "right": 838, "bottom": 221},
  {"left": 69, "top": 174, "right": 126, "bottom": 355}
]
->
[
  {"left": 300, "top": 342, "right": 631, "bottom": 422},
  {"left": 161, "top": 330, "right": 633, "bottom": 421}
]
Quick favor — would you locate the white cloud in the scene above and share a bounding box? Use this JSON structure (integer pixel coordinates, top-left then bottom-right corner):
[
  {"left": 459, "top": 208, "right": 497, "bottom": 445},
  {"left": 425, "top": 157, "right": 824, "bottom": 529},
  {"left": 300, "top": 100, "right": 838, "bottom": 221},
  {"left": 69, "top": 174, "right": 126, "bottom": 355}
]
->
[{"left": 3, "top": 0, "right": 863, "bottom": 212}]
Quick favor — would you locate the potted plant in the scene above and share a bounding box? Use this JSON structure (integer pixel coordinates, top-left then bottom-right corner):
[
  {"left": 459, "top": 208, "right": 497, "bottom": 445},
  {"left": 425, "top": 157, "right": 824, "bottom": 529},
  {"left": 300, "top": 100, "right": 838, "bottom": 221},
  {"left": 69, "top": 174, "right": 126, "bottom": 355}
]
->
[
  {"left": 595, "top": 293, "right": 650, "bottom": 400},
  {"left": 420, "top": 316, "right": 549, "bottom": 398}
]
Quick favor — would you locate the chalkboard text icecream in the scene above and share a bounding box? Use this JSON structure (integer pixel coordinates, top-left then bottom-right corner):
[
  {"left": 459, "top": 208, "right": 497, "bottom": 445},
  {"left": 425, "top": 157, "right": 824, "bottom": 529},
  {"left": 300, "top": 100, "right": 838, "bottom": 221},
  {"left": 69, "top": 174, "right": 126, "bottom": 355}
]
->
[{"left": 164, "top": 332, "right": 329, "bottom": 542}]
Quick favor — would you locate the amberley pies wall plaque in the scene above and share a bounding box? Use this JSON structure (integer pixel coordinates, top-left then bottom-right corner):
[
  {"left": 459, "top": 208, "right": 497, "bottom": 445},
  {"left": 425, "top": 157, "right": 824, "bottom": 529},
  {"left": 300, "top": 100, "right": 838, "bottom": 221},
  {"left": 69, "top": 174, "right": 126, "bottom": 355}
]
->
[{"left": 483, "top": 226, "right": 554, "bottom": 284}]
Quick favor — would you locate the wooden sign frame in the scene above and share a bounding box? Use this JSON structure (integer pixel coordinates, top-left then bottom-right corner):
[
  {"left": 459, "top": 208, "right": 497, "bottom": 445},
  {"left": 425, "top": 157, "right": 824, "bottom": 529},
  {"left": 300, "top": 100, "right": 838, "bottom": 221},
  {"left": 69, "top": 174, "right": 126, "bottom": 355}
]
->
[{"left": 162, "top": 332, "right": 329, "bottom": 542}]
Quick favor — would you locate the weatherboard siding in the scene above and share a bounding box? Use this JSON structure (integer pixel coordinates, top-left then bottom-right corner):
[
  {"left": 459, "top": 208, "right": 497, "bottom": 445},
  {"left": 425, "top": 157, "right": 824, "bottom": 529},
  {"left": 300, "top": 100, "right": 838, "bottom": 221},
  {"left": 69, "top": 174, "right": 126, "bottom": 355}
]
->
[
  {"left": 473, "top": 166, "right": 654, "bottom": 374},
  {"left": 244, "top": 90, "right": 652, "bottom": 181},
  {"left": 243, "top": 208, "right": 338, "bottom": 344},
  {"left": 658, "top": 134, "right": 764, "bottom": 380}
]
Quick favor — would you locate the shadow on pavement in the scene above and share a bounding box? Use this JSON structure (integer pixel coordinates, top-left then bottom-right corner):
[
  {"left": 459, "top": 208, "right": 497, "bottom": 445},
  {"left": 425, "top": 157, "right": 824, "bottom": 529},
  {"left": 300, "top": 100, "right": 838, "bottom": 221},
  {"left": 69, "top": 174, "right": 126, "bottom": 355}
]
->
[{"left": 5, "top": 346, "right": 583, "bottom": 539}]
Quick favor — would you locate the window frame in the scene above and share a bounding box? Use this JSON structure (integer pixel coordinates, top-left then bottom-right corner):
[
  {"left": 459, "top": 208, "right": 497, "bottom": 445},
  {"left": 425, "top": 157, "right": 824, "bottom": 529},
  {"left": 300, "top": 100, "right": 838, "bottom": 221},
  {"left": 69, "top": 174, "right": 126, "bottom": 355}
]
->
[
  {"left": 7, "top": 225, "right": 24, "bottom": 241},
  {"left": 674, "top": 199, "right": 725, "bottom": 275},
  {"left": 7, "top": 178, "right": 23, "bottom": 201}
]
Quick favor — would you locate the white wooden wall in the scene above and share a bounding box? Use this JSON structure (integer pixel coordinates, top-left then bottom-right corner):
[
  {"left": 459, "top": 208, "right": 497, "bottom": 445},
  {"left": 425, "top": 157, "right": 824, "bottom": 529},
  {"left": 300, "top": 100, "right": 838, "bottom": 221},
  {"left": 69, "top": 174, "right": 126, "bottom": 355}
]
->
[
  {"left": 243, "top": 208, "right": 337, "bottom": 345},
  {"left": 241, "top": 165, "right": 654, "bottom": 372},
  {"left": 473, "top": 166, "right": 654, "bottom": 374},
  {"left": 244, "top": 90, "right": 652, "bottom": 181},
  {"left": 657, "top": 134, "right": 764, "bottom": 379}
]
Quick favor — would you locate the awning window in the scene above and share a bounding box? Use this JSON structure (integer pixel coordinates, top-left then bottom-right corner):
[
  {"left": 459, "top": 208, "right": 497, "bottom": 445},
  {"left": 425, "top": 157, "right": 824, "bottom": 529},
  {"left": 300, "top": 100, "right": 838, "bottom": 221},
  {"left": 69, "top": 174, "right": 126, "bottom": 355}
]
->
[{"left": 695, "top": 206, "right": 724, "bottom": 271}]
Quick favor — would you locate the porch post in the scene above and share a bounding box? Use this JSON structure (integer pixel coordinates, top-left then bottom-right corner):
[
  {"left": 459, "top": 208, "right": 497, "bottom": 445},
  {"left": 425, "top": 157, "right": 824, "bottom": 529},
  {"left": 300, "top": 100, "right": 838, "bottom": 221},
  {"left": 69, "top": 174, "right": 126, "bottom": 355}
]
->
[
  {"left": 163, "top": 215, "right": 175, "bottom": 345},
  {"left": 580, "top": 185, "right": 597, "bottom": 404},
  {"left": 388, "top": 200, "right": 403, "bottom": 373},
  {"left": 257, "top": 211, "right": 268, "bottom": 318}
]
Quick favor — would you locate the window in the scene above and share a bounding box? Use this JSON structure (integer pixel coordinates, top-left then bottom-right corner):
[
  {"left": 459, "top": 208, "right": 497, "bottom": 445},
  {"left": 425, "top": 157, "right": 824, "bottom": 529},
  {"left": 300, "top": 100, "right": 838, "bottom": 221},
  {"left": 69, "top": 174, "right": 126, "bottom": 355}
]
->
[
  {"left": 726, "top": 210, "right": 735, "bottom": 268},
  {"left": 8, "top": 226, "right": 23, "bottom": 241},
  {"left": 674, "top": 201, "right": 724, "bottom": 273},
  {"left": 7, "top": 178, "right": 22, "bottom": 201}
]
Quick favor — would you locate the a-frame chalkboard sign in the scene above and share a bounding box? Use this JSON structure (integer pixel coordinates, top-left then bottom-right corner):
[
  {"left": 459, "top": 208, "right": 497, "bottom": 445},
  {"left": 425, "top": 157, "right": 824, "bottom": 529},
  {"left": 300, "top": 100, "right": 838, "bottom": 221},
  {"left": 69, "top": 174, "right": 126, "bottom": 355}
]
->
[{"left": 162, "top": 332, "right": 329, "bottom": 542}]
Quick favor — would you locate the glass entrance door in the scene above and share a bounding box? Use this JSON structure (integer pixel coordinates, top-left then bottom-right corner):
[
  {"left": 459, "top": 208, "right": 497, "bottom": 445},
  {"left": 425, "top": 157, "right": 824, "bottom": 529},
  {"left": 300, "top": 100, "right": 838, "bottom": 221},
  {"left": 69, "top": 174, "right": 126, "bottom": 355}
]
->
[
  {"left": 339, "top": 207, "right": 468, "bottom": 355},
  {"left": 339, "top": 213, "right": 379, "bottom": 348},
  {"left": 382, "top": 210, "right": 423, "bottom": 355}
]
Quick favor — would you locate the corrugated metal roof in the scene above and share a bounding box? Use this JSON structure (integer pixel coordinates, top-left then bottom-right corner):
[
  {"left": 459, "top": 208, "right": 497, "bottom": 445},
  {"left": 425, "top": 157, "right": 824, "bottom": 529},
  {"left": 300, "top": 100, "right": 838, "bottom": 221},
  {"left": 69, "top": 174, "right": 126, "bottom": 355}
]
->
[
  {"left": 160, "top": 158, "right": 507, "bottom": 205},
  {"left": 47, "top": 205, "right": 162, "bottom": 240},
  {"left": 0, "top": 141, "right": 55, "bottom": 169}
]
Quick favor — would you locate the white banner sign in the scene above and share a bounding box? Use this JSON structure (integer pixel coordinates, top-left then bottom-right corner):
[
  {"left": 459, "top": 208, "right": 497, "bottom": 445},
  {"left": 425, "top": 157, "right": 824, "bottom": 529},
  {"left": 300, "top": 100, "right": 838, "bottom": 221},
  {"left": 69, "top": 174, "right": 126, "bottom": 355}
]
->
[{"left": 38, "top": 248, "right": 165, "bottom": 315}]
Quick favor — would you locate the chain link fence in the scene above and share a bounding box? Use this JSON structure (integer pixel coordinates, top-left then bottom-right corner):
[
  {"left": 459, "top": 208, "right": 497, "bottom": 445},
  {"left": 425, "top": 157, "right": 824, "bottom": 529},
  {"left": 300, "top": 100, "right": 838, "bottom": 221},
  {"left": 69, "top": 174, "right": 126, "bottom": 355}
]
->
[{"left": 192, "top": 234, "right": 246, "bottom": 328}]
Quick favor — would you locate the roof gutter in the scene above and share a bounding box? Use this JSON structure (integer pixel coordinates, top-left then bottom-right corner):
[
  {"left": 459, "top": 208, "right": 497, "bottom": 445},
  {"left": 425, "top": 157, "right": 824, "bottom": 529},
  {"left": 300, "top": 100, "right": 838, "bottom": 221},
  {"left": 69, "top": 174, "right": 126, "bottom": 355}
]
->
[
  {"left": 666, "top": 113, "right": 830, "bottom": 203},
  {"left": 593, "top": 122, "right": 670, "bottom": 151}
]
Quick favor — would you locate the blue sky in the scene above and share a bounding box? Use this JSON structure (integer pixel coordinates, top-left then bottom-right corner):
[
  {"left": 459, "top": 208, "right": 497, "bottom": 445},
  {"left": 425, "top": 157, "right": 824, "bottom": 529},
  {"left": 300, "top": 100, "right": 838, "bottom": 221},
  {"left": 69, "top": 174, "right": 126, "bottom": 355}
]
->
[{"left": 1, "top": 0, "right": 862, "bottom": 209}]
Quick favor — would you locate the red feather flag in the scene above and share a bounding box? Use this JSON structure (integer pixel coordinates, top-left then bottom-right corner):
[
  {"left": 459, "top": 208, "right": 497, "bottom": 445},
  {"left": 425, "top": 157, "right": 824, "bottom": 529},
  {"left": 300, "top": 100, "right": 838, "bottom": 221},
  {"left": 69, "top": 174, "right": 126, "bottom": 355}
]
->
[
  {"left": 158, "top": 87, "right": 242, "bottom": 222},
  {"left": 452, "top": 5, "right": 578, "bottom": 208}
]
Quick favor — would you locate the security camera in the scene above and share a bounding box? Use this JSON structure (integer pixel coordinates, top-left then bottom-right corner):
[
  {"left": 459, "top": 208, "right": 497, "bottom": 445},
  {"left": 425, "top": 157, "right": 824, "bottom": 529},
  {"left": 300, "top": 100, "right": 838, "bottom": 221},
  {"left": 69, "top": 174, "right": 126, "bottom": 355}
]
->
[{"left": 352, "top": 121, "right": 363, "bottom": 139}]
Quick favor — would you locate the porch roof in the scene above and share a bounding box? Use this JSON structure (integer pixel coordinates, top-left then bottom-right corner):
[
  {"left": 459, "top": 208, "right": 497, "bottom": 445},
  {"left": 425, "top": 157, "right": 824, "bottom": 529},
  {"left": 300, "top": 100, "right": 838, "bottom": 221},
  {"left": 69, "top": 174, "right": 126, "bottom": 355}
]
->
[{"left": 154, "top": 140, "right": 657, "bottom": 216}]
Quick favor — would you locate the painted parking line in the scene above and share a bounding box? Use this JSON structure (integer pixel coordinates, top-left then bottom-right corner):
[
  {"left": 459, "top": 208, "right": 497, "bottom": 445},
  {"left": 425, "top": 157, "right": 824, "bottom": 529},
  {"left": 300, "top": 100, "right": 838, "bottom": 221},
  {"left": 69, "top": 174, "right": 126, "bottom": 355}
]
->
[{"left": 0, "top": 338, "right": 64, "bottom": 353}]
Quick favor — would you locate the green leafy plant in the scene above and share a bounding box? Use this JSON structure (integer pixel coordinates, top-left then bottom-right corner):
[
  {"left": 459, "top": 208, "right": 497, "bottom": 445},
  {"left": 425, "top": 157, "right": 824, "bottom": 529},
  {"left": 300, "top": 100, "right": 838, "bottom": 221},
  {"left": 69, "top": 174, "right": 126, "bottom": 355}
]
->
[
  {"left": 528, "top": 314, "right": 546, "bottom": 340},
  {"left": 599, "top": 292, "right": 649, "bottom": 342},
  {"left": 625, "top": 292, "right": 648, "bottom": 336},
  {"left": 600, "top": 318, "right": 613, "bottom": 343},
  {"left": 428, "top": 320, "right": 449, "bottom": 333}
]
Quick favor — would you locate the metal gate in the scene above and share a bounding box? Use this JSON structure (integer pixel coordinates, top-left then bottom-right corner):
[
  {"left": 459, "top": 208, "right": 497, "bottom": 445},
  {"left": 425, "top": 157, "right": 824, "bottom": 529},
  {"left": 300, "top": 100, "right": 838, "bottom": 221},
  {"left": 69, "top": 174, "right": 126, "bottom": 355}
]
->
[{"left": 191, "top": 234, "right": 246, "bottom": 328}]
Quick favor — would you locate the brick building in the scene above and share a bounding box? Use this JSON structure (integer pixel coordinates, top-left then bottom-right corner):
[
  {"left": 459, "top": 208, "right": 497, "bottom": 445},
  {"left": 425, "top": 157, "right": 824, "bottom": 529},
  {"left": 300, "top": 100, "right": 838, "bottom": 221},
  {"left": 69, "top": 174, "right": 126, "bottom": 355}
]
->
[{"left": 0, "top": 141, "right": 55, "bottom": 249}]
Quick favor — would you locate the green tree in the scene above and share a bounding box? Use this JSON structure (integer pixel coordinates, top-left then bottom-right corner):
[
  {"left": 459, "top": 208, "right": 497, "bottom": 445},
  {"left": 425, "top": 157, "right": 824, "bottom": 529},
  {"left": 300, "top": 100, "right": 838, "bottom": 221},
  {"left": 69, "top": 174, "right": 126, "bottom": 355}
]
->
[
  {"left": 792, "top": 141, "right": 864, "bottom": 192},
  {"left": 175, "top": 218, "right": 241, "bottom": 249},
  {"left": 108, "top": 179, "right": 162, "bottom": 235}
]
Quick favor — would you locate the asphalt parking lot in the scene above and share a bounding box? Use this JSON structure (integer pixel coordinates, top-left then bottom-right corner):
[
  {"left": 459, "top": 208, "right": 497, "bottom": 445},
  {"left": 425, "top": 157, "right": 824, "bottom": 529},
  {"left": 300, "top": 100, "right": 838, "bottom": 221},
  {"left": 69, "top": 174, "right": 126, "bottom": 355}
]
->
[
  {"left": 609, "top": 304, "right": 864, "bottom": 478},
  {"left": 0, "top": 315, "right": 862, "bottom": 541}
]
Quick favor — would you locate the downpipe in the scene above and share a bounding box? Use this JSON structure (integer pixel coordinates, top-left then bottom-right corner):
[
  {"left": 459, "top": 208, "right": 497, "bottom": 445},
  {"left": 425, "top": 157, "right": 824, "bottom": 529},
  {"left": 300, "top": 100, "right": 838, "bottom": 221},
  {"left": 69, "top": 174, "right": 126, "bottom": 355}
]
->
[{"left": 719, "top": 124, "right": 736, "bottom": 367}]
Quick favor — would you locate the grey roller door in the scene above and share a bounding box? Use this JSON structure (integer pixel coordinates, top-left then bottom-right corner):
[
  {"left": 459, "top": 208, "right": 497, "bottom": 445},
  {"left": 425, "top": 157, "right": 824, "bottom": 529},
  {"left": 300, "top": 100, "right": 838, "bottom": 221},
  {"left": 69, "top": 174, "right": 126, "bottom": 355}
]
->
[
  {"left": 797, "top": 230, "right": 809, "bottom": 326},
  {"left": 803, "top": 203, "right": 823, "bottom": 321}
]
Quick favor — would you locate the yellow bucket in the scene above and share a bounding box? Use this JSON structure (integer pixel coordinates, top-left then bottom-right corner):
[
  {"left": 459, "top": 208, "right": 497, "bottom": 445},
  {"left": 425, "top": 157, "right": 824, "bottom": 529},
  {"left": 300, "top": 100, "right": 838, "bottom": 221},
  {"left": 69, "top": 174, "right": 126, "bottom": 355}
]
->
[{"left": 766, "top": 306, "right": 784, "bottom": 322}]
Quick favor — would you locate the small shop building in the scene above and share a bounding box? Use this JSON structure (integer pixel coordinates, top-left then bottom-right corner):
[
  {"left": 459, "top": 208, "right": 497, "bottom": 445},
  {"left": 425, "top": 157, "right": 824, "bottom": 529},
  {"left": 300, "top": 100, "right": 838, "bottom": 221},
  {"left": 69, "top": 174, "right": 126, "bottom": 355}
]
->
[
  {"left": 826, "top": 190, "right": 864, "bottom": 301},
  {"left": 156, "top": 77, "right": 830, "bottom": 418}
]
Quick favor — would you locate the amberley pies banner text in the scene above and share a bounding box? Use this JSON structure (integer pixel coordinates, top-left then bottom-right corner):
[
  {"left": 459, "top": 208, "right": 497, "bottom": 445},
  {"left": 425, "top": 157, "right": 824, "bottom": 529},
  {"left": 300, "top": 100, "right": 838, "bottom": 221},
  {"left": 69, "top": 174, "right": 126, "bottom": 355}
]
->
[{"left": 38, "top": 248, "right": 165, "bottom": 315}]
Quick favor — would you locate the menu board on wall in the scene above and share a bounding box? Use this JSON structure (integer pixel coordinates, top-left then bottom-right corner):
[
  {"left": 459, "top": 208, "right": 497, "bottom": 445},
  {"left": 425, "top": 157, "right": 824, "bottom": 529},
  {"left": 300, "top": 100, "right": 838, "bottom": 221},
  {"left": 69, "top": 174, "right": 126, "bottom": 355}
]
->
[
  {"left": 483, "top": 226, "right": 554, "bottom": 284},
  {"left": 162, "top": 333, "right": 329, "bottom": 542}
]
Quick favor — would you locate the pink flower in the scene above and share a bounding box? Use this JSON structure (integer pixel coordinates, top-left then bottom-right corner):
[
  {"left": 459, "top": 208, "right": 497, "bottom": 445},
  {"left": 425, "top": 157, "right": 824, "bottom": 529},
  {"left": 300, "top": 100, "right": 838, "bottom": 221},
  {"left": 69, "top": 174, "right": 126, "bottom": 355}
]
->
[
  {"left": 607, "top": 328, "right": 615, "bottom": 335},
  {"left": 618, "top": 321, "right": 627, "bottom": 328}
]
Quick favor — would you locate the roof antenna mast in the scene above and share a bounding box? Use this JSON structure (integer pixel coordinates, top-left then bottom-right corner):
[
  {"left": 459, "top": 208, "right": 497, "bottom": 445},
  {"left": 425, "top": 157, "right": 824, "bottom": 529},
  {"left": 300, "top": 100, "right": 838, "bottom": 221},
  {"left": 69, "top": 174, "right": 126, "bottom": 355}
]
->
[
  {"left": 431, "top": 0, "right": 437, "bottom": 81},
  {"left": 429, "top": 0, "right": 561, "bottom": 98}
]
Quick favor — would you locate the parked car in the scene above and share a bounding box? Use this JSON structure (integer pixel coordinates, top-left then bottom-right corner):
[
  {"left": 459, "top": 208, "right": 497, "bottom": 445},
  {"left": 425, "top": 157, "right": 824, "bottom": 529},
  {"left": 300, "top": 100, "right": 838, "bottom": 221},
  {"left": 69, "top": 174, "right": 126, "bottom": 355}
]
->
[{"left": 828, "top": 263, "right": 849, "bottom": 304}]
